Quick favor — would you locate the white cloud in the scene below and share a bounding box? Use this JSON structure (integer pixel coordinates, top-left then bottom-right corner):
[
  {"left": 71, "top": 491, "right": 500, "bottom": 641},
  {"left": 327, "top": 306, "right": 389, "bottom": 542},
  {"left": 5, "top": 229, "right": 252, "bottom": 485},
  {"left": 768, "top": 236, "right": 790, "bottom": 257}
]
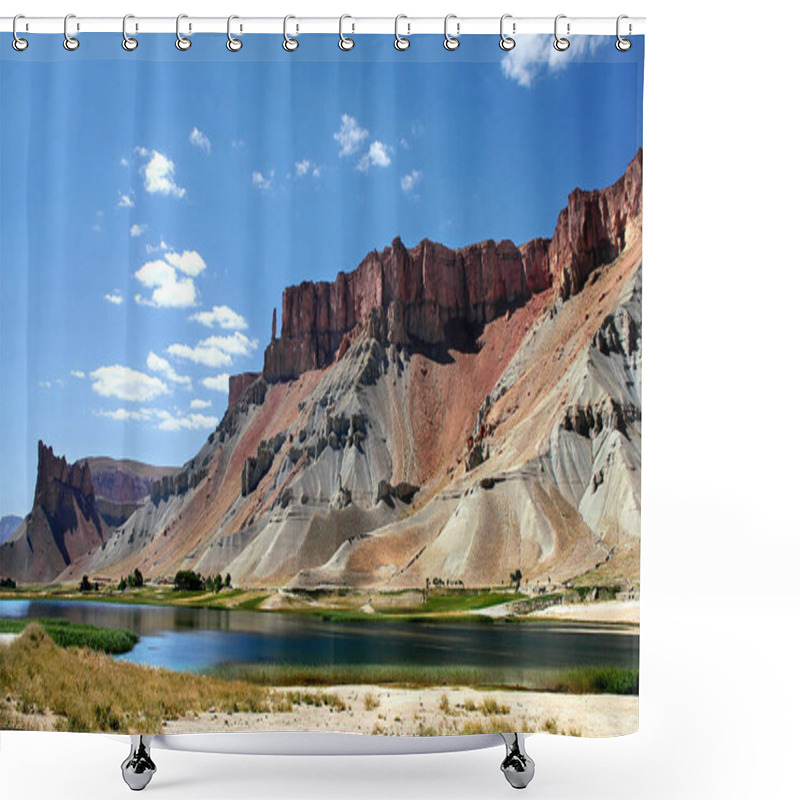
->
[
  {"left": 189, "top": 127, "right": 211, "bottom": 154},
  {"left": 295, "top": 159, "right": 321, "bottom": 178},
  {"left": 190, "top": 398, "right": 213, "bottom": 410},
  {"left": 202, "top": 373, "right": 230, "bottom": 393},
  {"left": 96, "top": 407, "right": 155, "bottom": 423},
  {"left": 190, "top": 305, "right": 248, "bottom": 330},
  {"left": 139, "top": 149, "right": 186, "bottom": 198},
  {"left": 166, "top": 332, "right": 258, "bottom": 368},
  {"left": 104, "top": 291, "right": 124, "bottom": 305},
  {"left": 120, "top": 157, "right": 129, "bottom": 167},
  {"left": 200, "top": 331, "right": 258, "bottom": 356},
  {"left": 134, "top": 258, "right": 199, "bottom": 308},
  {"left": 145, "top": 240, "right": 170, "bottom": 254},
  {"left": 70, "top": 370, "right": 86, "bottom": 379},
  {"left": 357, "top": 141, "right": 391, "bottom": 172},
  {"left": 167, "top": 343, "right": 232, "bottom": 368},
  {"left": 334, "top": 114, "right": 369, "bottom": 156},
  {"left": 118, "top": 193, "right": 134, "bottom": 208},
  {"left": 164, "top": 250, "right": 206, "bottom": 277},
  {"left": 155, "top": 410, "right": 217, "bottom": 432},
  {"left": 400, "top": 170, "right": 422, "bottom": 193},
  {"left": 38, "top": 380, "right": 52, "bottom": 389},
  {"left": 95, "top": 406, "right": 215, "bottom": 432},
  {"left": 90, "top": 365, "right": 168, "bottom": 403},
  {"left": 501, "top": 35, "right": 604, "bottom": 88},
  {"left": 146, "top": 352, "right": 192, "bottom": 388},
  {"left": 252, "top": 170, "right": 274, "bottom": 192},
  {"left": 130, "top": 223, "right": 147, "bottom": 237}
]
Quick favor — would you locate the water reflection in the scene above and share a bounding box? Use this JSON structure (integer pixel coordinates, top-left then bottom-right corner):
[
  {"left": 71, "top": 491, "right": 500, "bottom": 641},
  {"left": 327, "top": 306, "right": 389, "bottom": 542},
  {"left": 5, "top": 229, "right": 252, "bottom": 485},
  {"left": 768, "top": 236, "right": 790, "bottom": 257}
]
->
[{"left": 0, "top": 599, "right": 639, "bottom": 675}]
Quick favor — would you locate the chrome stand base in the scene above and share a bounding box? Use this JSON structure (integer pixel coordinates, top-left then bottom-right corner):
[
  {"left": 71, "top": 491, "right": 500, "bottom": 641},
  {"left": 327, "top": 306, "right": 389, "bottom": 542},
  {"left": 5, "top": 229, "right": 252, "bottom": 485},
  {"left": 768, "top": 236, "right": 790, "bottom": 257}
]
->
[
  {"left": 500, "top": 733, "right": 535, "bottom": 790},
  {"left": 121, "top": 735, "right": 157, "bottom": 791}
]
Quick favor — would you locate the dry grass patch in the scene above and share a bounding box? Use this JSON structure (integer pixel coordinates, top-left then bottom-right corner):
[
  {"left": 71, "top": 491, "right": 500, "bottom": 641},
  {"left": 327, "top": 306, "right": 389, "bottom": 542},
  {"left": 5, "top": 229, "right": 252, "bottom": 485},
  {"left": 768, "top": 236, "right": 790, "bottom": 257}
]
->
[{"left": 0, "top": 624, "right": 338, "bottom": 733}]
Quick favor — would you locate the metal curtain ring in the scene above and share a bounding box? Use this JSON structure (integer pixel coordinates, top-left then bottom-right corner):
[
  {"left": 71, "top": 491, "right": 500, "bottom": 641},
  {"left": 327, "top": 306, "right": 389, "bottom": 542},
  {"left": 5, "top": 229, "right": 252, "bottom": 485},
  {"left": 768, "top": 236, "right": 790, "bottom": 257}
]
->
[
  {"left": 63, "top": 13, "right": 79, "bottom": 51},
  {"left": 227, "top": 15, "right": 242, "bottom": 51},
  {"left": 553, "top": 14, "right": 570, "bottom": 51},
  {"left": 283, "top": 15, "right": 299, "bottom": 51},
  {"left": 12, "top": 14, "right": 28, "bottom": 51},
  {"left": 394, "top": 15, "right": 410, "bottom": 50},
  {"left": 339, "top": 15, "right": 354, "bottom": 50},
  {"left": 443, "top": 14, "right": 459, "bottom": 51},
  {"left": 176, "top": 14, "right": 191, "bottom": 50},
  {"left": 122, "top": 14, "right": 138, "bottom": 51},
  {"left": 616, "top": 14, "right": 632, "bottom": 51},
  {"left": 499, "top": 14, "right": 515, "bottom": 51}
]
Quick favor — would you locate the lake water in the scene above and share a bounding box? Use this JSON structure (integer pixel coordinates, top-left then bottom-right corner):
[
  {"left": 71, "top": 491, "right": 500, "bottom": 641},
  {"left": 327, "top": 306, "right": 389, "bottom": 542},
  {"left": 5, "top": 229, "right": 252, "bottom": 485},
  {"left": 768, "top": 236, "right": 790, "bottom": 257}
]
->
[{"left": 0, "top": 599, "right": 638, "bottom": 677}]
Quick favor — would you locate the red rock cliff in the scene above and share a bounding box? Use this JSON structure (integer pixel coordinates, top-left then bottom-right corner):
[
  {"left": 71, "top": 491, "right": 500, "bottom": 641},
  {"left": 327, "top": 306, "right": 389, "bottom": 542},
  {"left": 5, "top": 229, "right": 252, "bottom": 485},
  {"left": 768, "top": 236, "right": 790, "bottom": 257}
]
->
[
  {"left": 35, "top": 440, "right": 97, "bottom": 521},
  {"left": 0, "top": 441, "right": 107, "bottom": 582},
  {"left": 257, "top": 150, "right": 641, "bottom": 383}
]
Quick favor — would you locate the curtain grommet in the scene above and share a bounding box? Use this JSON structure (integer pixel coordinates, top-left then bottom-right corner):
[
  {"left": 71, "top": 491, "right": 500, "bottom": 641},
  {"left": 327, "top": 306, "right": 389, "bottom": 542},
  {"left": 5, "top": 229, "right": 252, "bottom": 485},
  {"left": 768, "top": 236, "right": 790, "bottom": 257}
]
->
[
  {"left": 394, "top": 15, "right": 410, "bottom": 51},
  {"left": 339, "top": 15, "right": 355, "bottom": 51},
  {"left": 443, "top": 14, "right": 460, "bottom": 51},
  {"left": 176, "top": 14, "right": 192, "bottom": 51},
  {"left": 553, "top": 14, "right": 570, "bottom": 51},
  {"left": 227, "top": 15, "right": 243, "bottom": 52},
  {"left": 499, "top": 14, "right": 515, "bottom": 51},
  {"left": 63, "top": 13, "right": 80, "bottom": 51},
  {"left": 616, "top": 15, "right": 632, "bottom": 51},
  {"left": 12, "top": 14, "right": 28, "bottom": 51},
  {"left": 283, "top": 15, "right": 299, "bottom": 51},
  {"left": 122, "top": 15, "right": 138, "bottom": 51}
]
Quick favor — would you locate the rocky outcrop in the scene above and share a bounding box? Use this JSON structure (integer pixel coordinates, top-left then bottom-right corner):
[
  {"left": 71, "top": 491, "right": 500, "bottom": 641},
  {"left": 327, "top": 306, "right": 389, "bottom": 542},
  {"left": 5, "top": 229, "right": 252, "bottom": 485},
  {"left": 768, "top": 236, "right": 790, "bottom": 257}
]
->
[
  {"left": 228, "top": 372, "right": 261, "bottom": 410},
  {"left": 241, "top": 432, "right": 287, "bottom": 497},
  {"left": 0, "top": 441, "right": 107, "bottom": 582},
  {"left": 150, "top": 462, "right": 208, "bottom": 504},
  {"left": 549, "top": 150, "right": 643, "bottom": 299},
  {"left": 261, "top": 150, "right": 642, "bottom": 383}
]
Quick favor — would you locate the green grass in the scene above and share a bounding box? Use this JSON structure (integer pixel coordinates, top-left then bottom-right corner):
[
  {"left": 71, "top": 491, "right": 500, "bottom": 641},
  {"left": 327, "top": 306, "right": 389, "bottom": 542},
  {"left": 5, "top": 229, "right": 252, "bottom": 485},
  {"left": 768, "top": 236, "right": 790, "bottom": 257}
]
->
[
  {"left": 207, "top": 663, "right": 638, "bottom": 695},
  {"left": 0, "top": 618, "right": 137, "bottom": 654}
]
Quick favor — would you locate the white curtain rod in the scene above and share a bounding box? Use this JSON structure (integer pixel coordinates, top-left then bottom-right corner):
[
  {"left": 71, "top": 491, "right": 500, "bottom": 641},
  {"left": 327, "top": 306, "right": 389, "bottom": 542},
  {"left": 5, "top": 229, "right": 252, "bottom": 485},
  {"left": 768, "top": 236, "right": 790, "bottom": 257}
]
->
[{"left": 0, "top": 16, "right": 645, "bottom": 36}]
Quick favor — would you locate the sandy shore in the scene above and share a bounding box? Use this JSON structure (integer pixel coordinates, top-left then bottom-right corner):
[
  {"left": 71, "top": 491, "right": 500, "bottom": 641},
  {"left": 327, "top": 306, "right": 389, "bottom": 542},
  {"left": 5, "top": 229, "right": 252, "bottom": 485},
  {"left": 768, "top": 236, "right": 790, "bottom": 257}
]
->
[
  {"left": 160, "top": 685, "right": 638, "bottom": 738},
  {"left": 530, "top": 600, "right": 639, "bottom": 625}
]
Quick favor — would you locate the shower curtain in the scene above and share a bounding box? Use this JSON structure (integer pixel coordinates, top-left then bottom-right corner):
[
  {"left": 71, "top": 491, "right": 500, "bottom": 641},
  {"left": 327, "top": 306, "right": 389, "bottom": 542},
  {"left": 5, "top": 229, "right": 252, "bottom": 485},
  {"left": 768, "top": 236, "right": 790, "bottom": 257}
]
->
[{"left": 0, "top": 27, "right": 643, "bottom": 738}]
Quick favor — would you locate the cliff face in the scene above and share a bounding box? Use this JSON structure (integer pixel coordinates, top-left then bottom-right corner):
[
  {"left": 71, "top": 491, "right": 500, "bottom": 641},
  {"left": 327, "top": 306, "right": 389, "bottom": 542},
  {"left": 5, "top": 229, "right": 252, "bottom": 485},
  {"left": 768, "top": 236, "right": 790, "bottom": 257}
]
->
[
  {"left": 258, "top": 150, "right": 642, "bottom": 385},
  {"left": 0, "top": 442, "right": 107, "bottom": 582},
  {"left": 228, "top": 372, "right": 261, "bottom": 410}
]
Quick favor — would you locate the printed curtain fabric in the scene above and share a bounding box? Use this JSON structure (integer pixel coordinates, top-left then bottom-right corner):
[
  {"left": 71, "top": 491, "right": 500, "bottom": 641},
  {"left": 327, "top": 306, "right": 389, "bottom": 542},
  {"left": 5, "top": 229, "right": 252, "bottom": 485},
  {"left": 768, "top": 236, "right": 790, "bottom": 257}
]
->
[{"left": 0, "top": 32, "right": 644, "bottom": 737}]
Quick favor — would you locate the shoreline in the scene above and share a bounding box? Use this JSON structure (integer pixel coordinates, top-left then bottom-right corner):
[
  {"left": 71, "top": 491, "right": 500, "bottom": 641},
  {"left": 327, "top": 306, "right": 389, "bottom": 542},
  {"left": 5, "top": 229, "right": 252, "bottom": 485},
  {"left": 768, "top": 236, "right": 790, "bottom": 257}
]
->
[{"left": 0, "top": 588, "right": 639, "bottom": 627}]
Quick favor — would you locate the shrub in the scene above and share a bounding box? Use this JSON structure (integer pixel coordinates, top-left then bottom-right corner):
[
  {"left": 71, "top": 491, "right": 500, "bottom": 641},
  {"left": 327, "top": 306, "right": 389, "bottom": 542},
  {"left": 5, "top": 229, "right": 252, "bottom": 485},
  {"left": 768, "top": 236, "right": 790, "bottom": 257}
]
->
[{"left": 173, "top": 570, "right": 204, "bottom": 591}]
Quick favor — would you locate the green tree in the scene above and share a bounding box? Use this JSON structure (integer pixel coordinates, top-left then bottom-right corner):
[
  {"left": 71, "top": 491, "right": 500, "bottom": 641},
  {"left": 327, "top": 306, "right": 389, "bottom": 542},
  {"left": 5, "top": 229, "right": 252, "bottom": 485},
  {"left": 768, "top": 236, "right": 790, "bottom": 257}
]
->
[
  {"left": 224, "top": 573, "right": 232, "bottom": 588},
  {"left": 129, "top": 568, "right": 144, "bottom": 588},
  {"left": 510, "top": 569, "right": 523, "bottom": 593},
  {"left": 118, "top": 577, "right": 127, "bottom": 591},
  {"left": 79, "top": 575, "right": 93, "bottom": 592},
  {"left": 173, "top": 570, "right": 204, "bottom": 591}
]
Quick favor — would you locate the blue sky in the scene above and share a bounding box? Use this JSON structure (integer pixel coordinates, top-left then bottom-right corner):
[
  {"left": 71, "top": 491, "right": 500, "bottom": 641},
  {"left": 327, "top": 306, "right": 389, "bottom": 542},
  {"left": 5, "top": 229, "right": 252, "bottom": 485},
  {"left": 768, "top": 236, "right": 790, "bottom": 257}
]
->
[{"left": 0, "top": 34, "right": 643, "bottom": 516}]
